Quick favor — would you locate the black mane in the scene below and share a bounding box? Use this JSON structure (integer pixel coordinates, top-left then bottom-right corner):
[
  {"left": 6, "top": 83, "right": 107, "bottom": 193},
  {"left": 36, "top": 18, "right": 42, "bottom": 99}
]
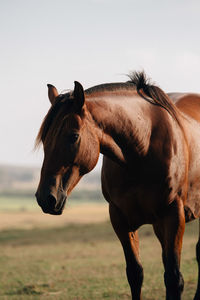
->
[
  {"left": 85, "top": 82, "right": 136, "bottom": 95},
  {"left": 128, "top": 71, "right": 180, "bottom": 123}
]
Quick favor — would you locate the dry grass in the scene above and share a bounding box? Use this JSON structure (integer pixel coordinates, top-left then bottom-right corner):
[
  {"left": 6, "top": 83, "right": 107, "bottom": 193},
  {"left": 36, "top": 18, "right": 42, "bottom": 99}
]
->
[{"left": 0, "top": 202, "right": 109, "bottom": 230}]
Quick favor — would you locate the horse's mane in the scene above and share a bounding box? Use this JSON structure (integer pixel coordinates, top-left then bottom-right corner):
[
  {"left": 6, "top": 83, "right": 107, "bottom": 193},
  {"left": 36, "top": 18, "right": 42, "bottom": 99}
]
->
[
  {"left": 85, "top": 82, "right": 136, "bottom": 94},
  {"left": 86, "top": 71, "right": 180, "bottom": 123},
  {"left": 35, "top": 71, "right": 181, "bottom": 148},
  {"left": 128, "top": 71, "right": 180, "bottom": 123}
]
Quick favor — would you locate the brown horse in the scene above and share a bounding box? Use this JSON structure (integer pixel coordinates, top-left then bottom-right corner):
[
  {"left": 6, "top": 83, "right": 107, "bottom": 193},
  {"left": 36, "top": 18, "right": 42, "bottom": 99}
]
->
[{"left": 35, "top": 72, "right": 200, "bottom": 300}]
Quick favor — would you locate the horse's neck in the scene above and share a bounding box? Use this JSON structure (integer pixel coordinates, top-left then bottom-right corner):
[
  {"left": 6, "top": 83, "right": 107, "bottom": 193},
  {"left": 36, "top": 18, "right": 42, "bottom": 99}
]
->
[{"left": 86, "top": 94, "right": 152, "bottom": 166}]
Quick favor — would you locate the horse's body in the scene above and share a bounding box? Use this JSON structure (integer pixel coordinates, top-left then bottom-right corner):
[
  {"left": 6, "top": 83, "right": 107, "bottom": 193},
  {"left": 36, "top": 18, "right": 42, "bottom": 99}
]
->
[
  {"left": 36, "top": 73, "right": 200, "bottom": 300},
  {"left": 170, "top": 93, "right": 200, "bottom": 220}
]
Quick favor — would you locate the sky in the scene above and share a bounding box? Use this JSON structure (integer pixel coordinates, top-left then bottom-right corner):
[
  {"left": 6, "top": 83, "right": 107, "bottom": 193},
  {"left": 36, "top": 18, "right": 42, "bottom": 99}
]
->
[{"left": 0, "top": 0, "right": 200, "bottom": 167}]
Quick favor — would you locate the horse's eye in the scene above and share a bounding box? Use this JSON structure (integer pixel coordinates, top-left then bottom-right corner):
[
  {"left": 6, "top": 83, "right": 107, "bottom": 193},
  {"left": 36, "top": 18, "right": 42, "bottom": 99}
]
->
[{"left": 68, "top": 133, "right": 79, "bottom": 144}]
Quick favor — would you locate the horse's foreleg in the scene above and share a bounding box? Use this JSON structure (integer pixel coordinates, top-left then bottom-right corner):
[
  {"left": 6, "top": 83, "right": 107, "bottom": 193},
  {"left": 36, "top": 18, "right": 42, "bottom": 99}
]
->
[
  {"left": 153, "top": 199, "right": 185, "bottom": 300},
  {"left": 194, "top": 219, "right": 200, "bottom": 300},
  {"left": 124, "top": 231, "right": 143, "bottom": 300},
  {"left": 109, "top": 203, "right": 143, "bottom": 300}
]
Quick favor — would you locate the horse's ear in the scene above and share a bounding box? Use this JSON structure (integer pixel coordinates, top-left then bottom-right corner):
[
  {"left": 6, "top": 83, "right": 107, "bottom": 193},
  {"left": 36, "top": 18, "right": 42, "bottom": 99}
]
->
[
  {"left": 47, "top": 84, "right": 59, "bottom": 105},
  {"left": 73, "top": 81, "right": 85, "bottom": 111}
]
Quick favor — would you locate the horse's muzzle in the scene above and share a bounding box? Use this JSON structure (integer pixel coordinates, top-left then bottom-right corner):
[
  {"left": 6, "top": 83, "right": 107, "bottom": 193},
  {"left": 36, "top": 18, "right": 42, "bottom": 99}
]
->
[{"left": 35, "top": 191, "right": 67, "bottom": 215}]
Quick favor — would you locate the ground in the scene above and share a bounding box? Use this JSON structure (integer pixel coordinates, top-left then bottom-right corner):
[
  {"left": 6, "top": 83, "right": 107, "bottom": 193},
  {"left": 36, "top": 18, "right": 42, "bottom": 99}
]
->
[{"left": 0, "top": 197, "right": 198, "bottom": 299}]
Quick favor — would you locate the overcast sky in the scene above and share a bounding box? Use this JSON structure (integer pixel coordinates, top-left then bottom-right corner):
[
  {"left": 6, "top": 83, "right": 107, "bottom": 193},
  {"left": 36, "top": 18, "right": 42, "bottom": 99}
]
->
[{"left": 1, "top": 0, "right": 200, "bottom": 167}]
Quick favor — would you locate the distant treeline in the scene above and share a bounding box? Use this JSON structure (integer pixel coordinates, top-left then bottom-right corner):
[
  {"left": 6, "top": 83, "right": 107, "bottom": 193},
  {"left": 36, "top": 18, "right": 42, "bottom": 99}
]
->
[
  {"left": 0, "top": 164, "right": 103, "bottom": 203},
  {"left": 0, "top": 164, "right": 39, "bottom": 189},
  {"left": 0, "top": 188, "right": 104, "bottom": 202},
  {"left": 70, "top": 189, "right": 104, "bottom": 202}
]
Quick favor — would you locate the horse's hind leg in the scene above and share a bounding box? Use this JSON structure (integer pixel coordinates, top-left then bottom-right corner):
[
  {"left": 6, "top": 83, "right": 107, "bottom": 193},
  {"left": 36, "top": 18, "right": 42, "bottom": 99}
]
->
[
  {"left": 153, "top": 199, "right": 185, "bottom": 300},
  {"left": 109, "top": 203, "right": 143, "bottom": 300},
  {"left": 194, "top": 219, "right": 200, "bottom": 300}
]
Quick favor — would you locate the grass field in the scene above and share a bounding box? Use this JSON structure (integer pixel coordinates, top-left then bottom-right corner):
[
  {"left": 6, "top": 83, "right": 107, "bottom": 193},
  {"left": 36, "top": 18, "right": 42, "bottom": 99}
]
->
[
  {"left": 0, "top": 196, "right": 109, "bottom": 229},
  {"left": 0, "top": 197, "right": 199, "bottom": 299}
]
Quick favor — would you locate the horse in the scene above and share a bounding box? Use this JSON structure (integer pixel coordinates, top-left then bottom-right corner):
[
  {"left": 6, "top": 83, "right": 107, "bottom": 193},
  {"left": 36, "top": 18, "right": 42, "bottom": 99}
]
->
[{"left": 35, "top": 71, "right": 200, "bottom": 300}]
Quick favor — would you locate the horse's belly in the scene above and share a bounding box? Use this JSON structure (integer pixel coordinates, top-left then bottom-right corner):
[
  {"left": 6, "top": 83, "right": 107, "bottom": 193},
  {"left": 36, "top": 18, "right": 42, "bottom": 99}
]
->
[
  {"left": 185, "top": 119, "right": 200, "bottom": 221},
  {"left": 185, "top": 182, "right": 200, "bottom": 221}
]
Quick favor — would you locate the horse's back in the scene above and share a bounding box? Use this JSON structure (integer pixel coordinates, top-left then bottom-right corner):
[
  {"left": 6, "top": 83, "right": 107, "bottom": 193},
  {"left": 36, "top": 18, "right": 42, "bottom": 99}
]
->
[{"left": 169, "top": 93, "right": 200, "bottom": 123}]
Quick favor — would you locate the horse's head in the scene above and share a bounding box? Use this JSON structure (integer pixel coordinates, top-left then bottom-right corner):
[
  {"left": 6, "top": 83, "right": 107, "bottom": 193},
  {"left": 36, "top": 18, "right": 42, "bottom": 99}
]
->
[{"left": 35, "top": 82, "right": 100, "bottom": 215}]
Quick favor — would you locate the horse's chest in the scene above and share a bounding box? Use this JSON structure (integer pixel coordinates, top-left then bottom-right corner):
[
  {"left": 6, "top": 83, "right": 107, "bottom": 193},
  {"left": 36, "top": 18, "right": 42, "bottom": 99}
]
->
[
  {"left": 118, "top": 184, "right": 170, "bottom": 225},
  {"left": 102, "top": 166, "right": 171, "bottom": 226}
]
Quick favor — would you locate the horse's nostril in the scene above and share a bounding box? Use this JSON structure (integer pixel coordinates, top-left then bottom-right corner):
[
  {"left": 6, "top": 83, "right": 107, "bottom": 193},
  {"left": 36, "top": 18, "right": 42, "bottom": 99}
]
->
[{"left": 47, "top": 195, "right": 57, "bottom": 210}]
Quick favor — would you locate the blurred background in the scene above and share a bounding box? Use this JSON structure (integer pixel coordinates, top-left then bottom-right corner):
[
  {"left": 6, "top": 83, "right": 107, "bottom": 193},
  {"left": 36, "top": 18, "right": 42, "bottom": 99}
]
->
[
  {"left": 0, "top": 2, "right": 200, "bottom": 298},
  {"left": 0, "top": 0, "right": 200, "bottom": 227}
]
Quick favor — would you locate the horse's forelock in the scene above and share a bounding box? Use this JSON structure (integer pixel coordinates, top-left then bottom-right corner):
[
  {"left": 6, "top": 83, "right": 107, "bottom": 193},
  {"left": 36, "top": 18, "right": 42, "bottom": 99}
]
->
[{"left": 35, "top": 92, "right": 73, "bottom": 149}]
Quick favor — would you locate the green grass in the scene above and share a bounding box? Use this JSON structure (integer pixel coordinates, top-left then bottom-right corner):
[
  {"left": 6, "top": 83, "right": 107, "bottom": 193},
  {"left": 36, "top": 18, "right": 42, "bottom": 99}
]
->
[
  {"left": 0, "top": 220, "right": 199, "bottom": 299},
  {"left": 0, "top": 189, "right": 105, "bottom": 211},
  {"left": 0, "top": 192, "right": 104, "bottom": 212},
  {"left": 0, "top": 196, "right": 37, "bottom": 212}
]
